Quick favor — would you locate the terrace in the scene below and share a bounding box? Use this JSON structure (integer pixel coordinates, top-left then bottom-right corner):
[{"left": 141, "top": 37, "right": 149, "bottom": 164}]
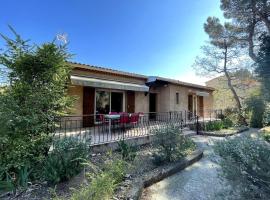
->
[{"left": 53, "top": 110, "right": 222, "bottom": 145}]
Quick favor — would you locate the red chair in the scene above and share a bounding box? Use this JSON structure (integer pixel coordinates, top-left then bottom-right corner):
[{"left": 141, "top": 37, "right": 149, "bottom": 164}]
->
[
  {"left": 120, "top": 113, "right": 129, "bottom": 124},
  {"left": 130, "top": 113, "right": 139, "bottom": 126}
]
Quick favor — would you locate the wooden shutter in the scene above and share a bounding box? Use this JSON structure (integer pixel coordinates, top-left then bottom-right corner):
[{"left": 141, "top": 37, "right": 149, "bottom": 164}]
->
[
  {"left": 83, "top": 87, "right": 95, "bottom": 127},
  {"left": 126, "top": 91, "right": 135, "bottom": 113}
]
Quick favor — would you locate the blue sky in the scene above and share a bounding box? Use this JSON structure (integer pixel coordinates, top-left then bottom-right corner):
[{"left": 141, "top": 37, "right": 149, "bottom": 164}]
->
[{"left": 0, "top": 0, "right": 224, "bottom": 84}]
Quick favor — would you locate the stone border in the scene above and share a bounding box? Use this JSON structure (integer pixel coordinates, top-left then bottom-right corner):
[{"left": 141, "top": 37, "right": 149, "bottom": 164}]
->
[
  {"left": 125, "top": 149, "right": 203, "bottom": 200},
  {"left": 198, "top": 126, "right": 249, "bottom": 137}
]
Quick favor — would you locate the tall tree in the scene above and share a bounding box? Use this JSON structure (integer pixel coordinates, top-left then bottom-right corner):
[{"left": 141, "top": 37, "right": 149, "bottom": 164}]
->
[
  {"left": 220, "top": 0, "right": 270, "bottom": 61},
  {"left": 256, "top": 34, "right": 270, "bottom": 101},
  {"left": 194, "top": 17, "right": 248, "bottom": 124}
]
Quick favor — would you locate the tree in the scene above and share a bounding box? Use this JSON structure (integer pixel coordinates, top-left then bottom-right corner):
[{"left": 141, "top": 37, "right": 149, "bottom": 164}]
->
[
  {"left": 220, "top": 0, "right": 270, "bottom": 62},
  {"left": 0, "top": 27, "right": 73, "bottom": 189},
  {"left": 194, "top": 17, "right": 248, "bottom": 125},
  {"left": 256, "top": 34, "right": 270, "bottom": 101}
]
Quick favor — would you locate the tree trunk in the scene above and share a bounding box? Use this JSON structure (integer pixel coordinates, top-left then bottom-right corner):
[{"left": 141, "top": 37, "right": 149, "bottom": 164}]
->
[
  {"left": 223, "top": 44, "right": 247, "bottom": 125},
  {"left": 248, "top": 20, "right": 258, "bottom": 62}
]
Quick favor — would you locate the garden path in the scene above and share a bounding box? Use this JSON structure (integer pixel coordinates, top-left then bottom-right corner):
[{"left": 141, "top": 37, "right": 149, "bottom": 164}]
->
[{"left": 141, "top": 129, "right": 259, "bottom": 200}]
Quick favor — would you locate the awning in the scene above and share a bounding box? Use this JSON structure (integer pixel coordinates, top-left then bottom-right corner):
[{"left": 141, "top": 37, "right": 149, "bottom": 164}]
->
[
  {"left": 71, "top": 75, "right": 149, "bottom": 92},
  {"left": 196, "top": 91, "right": 209, "bottom": 97}
]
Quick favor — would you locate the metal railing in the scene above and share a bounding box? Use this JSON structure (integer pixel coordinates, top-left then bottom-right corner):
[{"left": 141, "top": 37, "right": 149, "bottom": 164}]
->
[{"left": 52, "top": 110, "right": 222, "bottom": 146}]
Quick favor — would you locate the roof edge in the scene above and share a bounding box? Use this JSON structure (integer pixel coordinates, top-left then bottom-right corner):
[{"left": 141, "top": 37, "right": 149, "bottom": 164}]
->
[
  {"left": 68, "top": 61, "right": 214, "bottom": 91},
  {"left": 68, "top": 61, "right": 148, "bottom": 79}
]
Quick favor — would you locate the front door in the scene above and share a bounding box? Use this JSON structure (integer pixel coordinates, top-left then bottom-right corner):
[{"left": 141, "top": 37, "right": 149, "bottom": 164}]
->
[
  {"left": 83, "top": 87, "right": 95, "bottom": 127},
  {"left": 126, "top": 91, "right": 135, "bottom": 113},
  {"left": 149, "top": 93, "right": 156, "bottom": 119},
  {"left": 198, "top": 96, "right": 204, "bottom": 117}
]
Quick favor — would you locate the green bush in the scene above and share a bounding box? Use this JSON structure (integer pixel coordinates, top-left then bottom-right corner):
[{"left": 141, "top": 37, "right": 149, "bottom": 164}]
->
[
  {"left": 221, "top": 118, "right": 233, "bottom": 129},
  {"left": 263, "top": 131, "right": 270, "bottom": 143},
  {"left": 117, "top": 139, "right": 137, "bottom": 162},
  {"left": 214, "top": 136, "right": 270, "bottom": 199},
  {"left": 263, "top": 103, "right": 270, "bottom": 126},
  {"left": 0, "top": 27, "right": 73, "bottom": 190},
  {"left": 152, "top": 125, "right": 196, "bottom": 165},
  {"left": 203, "top": 120, "right": 224, "bottom": 131},
  {"left": 66, "top": 159, "right": 127, "bottom": 200},
  {"left": 44, "top": 137, "right": 88, "bottom": 185},
  {"left": 245, "top": 95, "right": 265, "bottom": 128}
]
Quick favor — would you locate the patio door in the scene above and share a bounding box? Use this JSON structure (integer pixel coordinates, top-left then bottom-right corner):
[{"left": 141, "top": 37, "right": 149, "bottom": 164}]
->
[
  {"left": 83, "top": 86, "right": 95, "bottom": 127},
  {"left": 95, "top": 90, "right": 124, "bottom": 115},
  {"left": 126, "top": 91, "right": 135, "bottom": 113},
  {"left": 111, "top": 92, "right": 123, "bottom": 113}
]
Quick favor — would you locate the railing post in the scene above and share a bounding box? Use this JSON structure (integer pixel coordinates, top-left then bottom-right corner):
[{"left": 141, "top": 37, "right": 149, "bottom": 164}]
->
[
  {"left": 196, "top": 115, "right": 199, "bottom": 135},
  {"left": 184, "top": 110, "right": 186, "bottom": 126}
]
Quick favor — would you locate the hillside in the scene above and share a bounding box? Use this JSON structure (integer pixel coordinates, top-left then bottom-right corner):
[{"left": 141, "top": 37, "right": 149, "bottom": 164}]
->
[{"left": 206, "top": 71, "right": 260, "bottom": 110}]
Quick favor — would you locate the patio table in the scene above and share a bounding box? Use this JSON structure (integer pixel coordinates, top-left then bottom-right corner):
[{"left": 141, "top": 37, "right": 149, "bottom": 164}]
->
[{"left": 105, "top": 114, "right": 121, "bottom": 135}]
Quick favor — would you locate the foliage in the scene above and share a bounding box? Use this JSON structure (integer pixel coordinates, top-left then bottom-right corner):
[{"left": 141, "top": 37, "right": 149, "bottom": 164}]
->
[
  {"left": 223, "top": 108, "right": 243, "bottom": 126},
  {"left": 263, "top": 131, "right": 270, "bottom": 143},
  {"left": 256, "top": 35, "right": 270, "bottom": 102},
  {"left": 220, "top": 0, "right": 270, "bottom": 62},
  {"left": 245, "top": 95, "right": 265, "bottom": 128},
  {"left": 263, "top": 103, "right": 270, "bottom": 126},
  {"left": 214, "top": 136, "right": 270, "bottom": 200},
  {"left": 117, "top": 139, "right": 137, "bottom": 162},
  {"left": 44, "top": 137, "right": 88, "bottom": 185},
  {"left": 222, "top": 117, "right": 233, "bottom": 129},
  {"left": 152, "top": 125, "right": 196, "bottom": 165},
  {"left": 65, "top": 159, "right": 127, "bottom": 200},
  {"left": 0, "top": 26, "right": 73, "bottom": 190},
  {"left": 203, "top": 120, "right": 224, "bottom": 131}
]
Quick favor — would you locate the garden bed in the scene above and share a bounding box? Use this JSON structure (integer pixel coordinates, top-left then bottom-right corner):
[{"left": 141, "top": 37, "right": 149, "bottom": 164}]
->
[
  {"left": 198, "top": 126, "right": 249, "bottom": 137},
  {"left": 3, "top": 143, "right": 201, "bottom": 200}
]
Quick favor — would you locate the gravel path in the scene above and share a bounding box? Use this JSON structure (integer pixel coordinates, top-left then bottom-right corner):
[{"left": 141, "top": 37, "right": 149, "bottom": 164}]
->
[{"left": 141, "top": 134, "right": 236, "bottom": 200}]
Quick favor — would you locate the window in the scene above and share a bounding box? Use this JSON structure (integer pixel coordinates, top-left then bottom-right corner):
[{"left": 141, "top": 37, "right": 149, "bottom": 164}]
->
[
  {"left": 95, "top": 90, "right": 124, "bottom": 114},
  {"left": 176, "top": 92, "right": 179, "bottom": 104}
]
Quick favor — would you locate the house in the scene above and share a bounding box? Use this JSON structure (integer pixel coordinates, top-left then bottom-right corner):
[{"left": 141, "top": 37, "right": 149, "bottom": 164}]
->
[{"left": 67, "top": 62, "right": 214, "bottom": 127}]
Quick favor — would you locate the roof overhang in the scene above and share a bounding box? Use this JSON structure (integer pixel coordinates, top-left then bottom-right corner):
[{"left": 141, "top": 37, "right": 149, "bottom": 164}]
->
[
  {"left": 71, "top": 75, "right": 149, "bottom": 92},
  {"left": 196, "top": 91, "right": 210, "bottom": 97},
  {"left": 146, "top": 76, "right": 169, "bottom": 87}
]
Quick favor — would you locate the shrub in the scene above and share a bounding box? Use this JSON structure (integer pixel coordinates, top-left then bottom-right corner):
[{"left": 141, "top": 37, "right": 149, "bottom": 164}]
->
[
  {"left": 203, "top": 120, "right": 224, "bottom": 131},
  {"left": 152, "top": 125, "right": 196, "bottom": 165},
  {"left": 66, "top": 159, "right": 127, "bottom": 200},
  {"left": 245, "top": 95, "right": 265, "bottom": 128},
  {"left": 214, "top": 136, "right": 270, "bottom": 199},
  {"left": 0, "top": 27, "right": 73, "bottom": 190},
  {"left": 222, "top": 118, "right": 233, "bottom": 129},
  {"left": 117, "top": 139, "right": 137, "bottom": 162},
  {"left": 263, "top": 103, "right": 270, "bottom": 126},
  {"left": 263, "top": 131, "right": 270, "bottom": 143},
  {"left": 44, "top": 137, "right": 88, "bottom": 185}
]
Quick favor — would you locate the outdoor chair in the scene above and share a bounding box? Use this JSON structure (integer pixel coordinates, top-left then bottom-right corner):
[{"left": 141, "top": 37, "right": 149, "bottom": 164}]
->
[{"left": 130, "top": 113, "right": 139, "bottom": 126}]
